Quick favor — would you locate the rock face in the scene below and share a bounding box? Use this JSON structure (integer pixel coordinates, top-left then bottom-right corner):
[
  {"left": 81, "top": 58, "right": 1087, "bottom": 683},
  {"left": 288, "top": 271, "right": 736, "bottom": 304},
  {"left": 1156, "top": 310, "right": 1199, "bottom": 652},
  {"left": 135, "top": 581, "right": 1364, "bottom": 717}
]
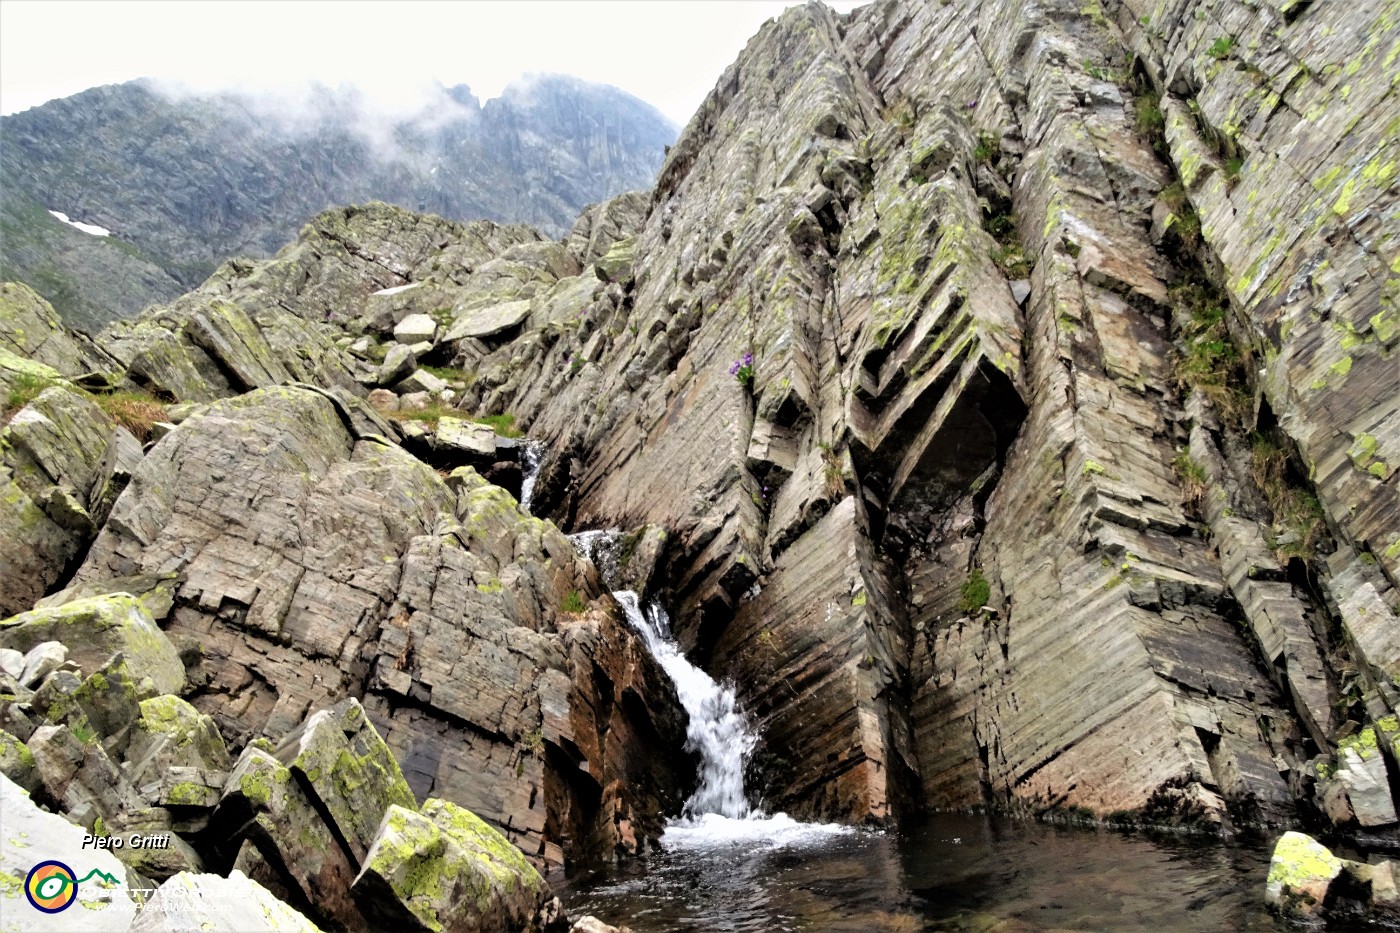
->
[
  {"left": 69, "top": 385, "right": 690, "bottom": 865},
  {"left": 432, "top": 0, "right": 1396, "bottom": 833},
  {"left": 354, "top": 799, "right": 552, "bottom": 933},
  {"left": 0, "top": 5, "right": 1397, "bottom": 931},
  {"left": 0, "top": 76, "right": 676, "bottom": 330}
]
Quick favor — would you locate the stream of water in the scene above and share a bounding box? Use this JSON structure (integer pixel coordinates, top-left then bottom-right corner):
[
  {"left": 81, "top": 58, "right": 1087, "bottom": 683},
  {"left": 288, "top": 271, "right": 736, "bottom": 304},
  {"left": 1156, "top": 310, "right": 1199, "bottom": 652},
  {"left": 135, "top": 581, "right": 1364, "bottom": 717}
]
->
[
  {"left": 518, "top": 440, "right": 545, "bottom": 514},
  {"left": 552, "top": 516, "right": 1288, "bottom": 932}
]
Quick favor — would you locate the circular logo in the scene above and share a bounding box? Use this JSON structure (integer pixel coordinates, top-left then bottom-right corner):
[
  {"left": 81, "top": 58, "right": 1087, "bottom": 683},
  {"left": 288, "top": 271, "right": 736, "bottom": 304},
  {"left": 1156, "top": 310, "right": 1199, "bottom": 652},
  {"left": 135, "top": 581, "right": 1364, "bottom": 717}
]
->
[{"left": 24, "top": 860, "right": 77, "bottom": 913}]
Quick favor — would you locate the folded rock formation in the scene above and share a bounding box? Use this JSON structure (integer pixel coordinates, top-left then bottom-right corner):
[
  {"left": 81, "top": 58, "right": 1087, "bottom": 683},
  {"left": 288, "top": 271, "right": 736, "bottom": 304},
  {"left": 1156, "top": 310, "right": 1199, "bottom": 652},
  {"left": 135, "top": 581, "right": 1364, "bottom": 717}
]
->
[{"left": 0, "top": 0, "right": 1397, "bottom": 929}]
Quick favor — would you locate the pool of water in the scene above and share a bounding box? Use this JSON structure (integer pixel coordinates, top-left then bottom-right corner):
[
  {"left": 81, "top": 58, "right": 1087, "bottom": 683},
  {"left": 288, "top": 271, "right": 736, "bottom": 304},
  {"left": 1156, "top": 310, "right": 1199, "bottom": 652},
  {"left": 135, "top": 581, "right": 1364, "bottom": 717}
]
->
[{"left": 553, "top": 813, "right": 1285, "bottom": 932}]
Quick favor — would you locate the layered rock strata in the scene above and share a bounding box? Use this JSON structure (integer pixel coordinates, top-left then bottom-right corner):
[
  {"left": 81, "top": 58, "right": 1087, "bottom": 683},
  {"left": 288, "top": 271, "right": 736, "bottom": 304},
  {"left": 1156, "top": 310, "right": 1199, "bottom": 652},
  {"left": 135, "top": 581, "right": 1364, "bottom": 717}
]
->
[{"left": 0, "top": 0, "right": 1397, "bottom": 893}]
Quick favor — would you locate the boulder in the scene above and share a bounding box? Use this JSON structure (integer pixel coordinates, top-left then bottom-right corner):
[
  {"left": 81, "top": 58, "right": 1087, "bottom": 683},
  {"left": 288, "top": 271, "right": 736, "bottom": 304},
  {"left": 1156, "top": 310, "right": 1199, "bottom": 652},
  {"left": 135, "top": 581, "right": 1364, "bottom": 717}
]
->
[
  {"left": 1321, "top": 729, "right": 1399, "bottom": 828},
  {"left": 352, "top": 800, "right": 551, "bottom": 933},
  {"left": 129, "top": 870, "right": 322, "bottom": 933},
  {"left": 368, "top": 388, "right": 399, "bottom": 411},
  {"left": 216, "top": 746, "right": 362, "bottom": 928},
  {"left": 125, "top": 694, "right": 231, "bottom": 788},
  {"left": 0, "top": 772, "right": 138, "bottom": 930},
  {"left": 571, "top": 918, "right": 631, "bottom": 933},
  {"left": 393, "top": 313, "right": 439, "bottom": 345},
  {"left": 433, "top": 417, "right": 498, "bottom": 463},
  {"left": 394, "top": 368, "right": 448, "bottom": 396},
  {"left": 0, "top": 726, "right": 39, "bottom": 794},
  {"left": 276, "top": 698, "right": 416, "bottom": 864},
  {"left": 443, "top": 299, "right": 533, "bottom": 341},
  {"left": 19, "top": 641, "right": 67, "bottom": 688},
  {"left": 0, "top": 594, "right": 184, "bottom": 697},
  {"left": 1266, "top": 832, "right": 1343, "bottom": 922},
  {"left": 378, "top": 343, "right": 417, "bottom": 386},
  {"left": 399, "top": 390, "right": 432, "bottom": 411}
]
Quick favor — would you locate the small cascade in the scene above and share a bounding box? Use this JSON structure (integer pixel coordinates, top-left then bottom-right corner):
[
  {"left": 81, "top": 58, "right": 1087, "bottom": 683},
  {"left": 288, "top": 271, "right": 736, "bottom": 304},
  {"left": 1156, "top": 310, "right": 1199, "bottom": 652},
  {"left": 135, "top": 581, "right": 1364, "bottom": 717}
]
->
[
  {"left": 564, "top": 530, "right": 851, "bottom": 849},
  {"left": 568, "top": 529, "right": 622, "bottom": 584},
  {"left": 611, "top": 588, "right": 852, "bottom": 851},
  {"left": 614, "top": 591, "right": 755, "bottom": 820},
  {"left": 518, "top": 441, "right": 545, "bottom": 514}
]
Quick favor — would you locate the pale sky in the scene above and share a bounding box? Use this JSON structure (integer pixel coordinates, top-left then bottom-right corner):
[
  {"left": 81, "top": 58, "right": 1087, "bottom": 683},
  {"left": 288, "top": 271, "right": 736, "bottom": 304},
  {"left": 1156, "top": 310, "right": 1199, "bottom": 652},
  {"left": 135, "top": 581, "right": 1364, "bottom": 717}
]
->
[{"left": 0, "top": 1, "right": 866, "bottom": 127}]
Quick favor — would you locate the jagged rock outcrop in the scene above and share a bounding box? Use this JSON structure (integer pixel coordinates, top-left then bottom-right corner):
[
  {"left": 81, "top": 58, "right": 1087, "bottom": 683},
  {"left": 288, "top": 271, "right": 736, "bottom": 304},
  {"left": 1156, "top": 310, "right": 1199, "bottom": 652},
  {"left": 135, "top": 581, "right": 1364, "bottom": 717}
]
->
[
  {"left": 0, "top": 7, "right": 1397, "bottom": 931},
  {"left": 297, "top": 0, "right": 1392, "bottom": 834},
  {"left": 0, "top": 282, "right": 115, "bottom": 376},
  {"left": 0, "top": 598, "right": 591, "bottom": 932},
  {"left": 65, "top": 385, "right": 689, "bottom": 864},
  {"left": 0, "top": 386, "right": 143, "bottom": 615},
  {"left": 1, "top": 76, "right": 676, "bottom": 330}
]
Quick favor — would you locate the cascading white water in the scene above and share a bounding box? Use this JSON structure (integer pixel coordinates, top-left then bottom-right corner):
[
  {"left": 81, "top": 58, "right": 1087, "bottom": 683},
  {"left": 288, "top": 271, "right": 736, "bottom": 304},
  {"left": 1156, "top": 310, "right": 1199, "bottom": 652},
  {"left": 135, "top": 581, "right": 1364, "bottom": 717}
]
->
[
  {"left": 611, "top": 588, "right": 853, "bottom": 850},
  {"left": 614, "top": 590, "right": 755, "bottom": 820},
  {"left": 518, "top": 441, "right": 545, "bottom": 514},
  {"left": 562, "top": 529, "right": 851, "bottom": 849}
]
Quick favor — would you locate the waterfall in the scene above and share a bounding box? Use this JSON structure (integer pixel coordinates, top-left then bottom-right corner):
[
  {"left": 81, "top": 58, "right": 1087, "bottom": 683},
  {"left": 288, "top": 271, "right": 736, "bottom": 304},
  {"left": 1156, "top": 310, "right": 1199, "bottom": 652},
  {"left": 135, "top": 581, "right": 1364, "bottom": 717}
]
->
[
  {"left": 566, "top": 531, "right": 852, "bottom": 850},
  {"left": 614, "top": 590, "right": 756, "bottom": 820},
  {"left": 518, "top": 441, "right": 545, "bottom": 514}
]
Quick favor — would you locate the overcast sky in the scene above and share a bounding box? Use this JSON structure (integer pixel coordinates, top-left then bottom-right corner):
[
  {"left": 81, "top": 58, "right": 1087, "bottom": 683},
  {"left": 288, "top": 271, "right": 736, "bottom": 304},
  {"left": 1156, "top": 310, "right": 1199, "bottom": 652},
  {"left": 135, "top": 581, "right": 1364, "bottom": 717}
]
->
[{"left": 0, "top": 1, "right": 866, "bottom": 127}]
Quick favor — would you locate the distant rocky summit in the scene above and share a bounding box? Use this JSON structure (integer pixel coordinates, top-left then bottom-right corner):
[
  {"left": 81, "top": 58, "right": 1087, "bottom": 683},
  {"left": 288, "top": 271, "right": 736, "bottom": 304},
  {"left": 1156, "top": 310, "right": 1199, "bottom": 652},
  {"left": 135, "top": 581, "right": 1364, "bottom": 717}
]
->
[
  {"left": 0, "top": 0, "right": 1397, "bottom": 929},
  {"left": 0, "top": 76, "right": 675, "bottom": 331}
]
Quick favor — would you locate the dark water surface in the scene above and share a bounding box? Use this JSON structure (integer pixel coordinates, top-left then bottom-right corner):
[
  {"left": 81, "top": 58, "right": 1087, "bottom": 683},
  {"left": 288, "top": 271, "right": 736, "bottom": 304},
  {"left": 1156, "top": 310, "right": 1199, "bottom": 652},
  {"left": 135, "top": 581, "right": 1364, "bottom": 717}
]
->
[{"left": 553, "top": 813, "right": 1287, "bottom": 932}]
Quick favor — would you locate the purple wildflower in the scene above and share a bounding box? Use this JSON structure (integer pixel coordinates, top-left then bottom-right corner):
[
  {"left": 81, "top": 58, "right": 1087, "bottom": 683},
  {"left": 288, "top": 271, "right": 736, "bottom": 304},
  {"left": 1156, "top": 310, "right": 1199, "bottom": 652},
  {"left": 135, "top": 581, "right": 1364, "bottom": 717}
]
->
[
  {"left": 729, "top": 360, "right": 741, "bottom": 376},
  {"left": 742, "top": 352, "right": 753, "bottom": 367}
]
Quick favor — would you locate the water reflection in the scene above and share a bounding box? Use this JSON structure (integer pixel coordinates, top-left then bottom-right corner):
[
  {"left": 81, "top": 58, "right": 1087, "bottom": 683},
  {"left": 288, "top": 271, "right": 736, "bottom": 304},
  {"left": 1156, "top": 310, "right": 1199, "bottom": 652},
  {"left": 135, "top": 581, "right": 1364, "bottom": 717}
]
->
[{"left": 554, "top": 813, "right": 1286, "bottom": 932}]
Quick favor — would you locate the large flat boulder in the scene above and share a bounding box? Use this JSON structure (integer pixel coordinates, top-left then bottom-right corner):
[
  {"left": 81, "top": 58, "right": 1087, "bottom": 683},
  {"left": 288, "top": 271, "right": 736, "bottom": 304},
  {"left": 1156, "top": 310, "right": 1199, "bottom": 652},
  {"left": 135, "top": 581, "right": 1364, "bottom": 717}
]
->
[
  {"left": 443, "top": 299, "right": 532, "bottom": 341},
  {"left": 352, "top": 799, "right": 550, "bottom": 933},
  {"left": 0, "top": 594, "right": 183, "bottom": 697}
]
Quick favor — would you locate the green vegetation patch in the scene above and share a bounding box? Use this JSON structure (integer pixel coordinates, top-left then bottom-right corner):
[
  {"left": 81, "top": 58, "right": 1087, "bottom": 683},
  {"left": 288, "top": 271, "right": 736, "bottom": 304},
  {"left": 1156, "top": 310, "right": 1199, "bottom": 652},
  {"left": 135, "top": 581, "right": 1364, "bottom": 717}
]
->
[{"left": 959, "top": 568, "right": 991, "bottom": 615}]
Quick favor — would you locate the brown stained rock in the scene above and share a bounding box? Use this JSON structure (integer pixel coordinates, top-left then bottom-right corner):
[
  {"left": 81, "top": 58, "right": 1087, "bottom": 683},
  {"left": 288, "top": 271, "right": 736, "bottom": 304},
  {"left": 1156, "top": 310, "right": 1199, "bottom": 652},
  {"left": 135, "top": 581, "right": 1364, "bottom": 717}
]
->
[
  {"left": 60, "top": 385, "right": 689, "bottom": 868},
  {"left": 713, "top": 498, "right": 916, "bottom": 824},
  {"left": 366, "top": 476, "right": 691, "bottom": 864}
]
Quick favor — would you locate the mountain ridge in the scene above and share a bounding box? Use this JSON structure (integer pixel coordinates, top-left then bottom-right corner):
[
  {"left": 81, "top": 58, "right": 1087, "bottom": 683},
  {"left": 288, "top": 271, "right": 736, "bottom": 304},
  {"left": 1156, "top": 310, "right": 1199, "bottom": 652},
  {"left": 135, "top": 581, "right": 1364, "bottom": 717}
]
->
[{"left": 0, "top": 74, "right": 676, "bottom": 331}]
